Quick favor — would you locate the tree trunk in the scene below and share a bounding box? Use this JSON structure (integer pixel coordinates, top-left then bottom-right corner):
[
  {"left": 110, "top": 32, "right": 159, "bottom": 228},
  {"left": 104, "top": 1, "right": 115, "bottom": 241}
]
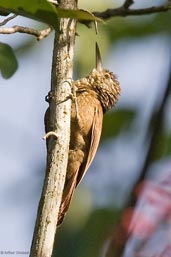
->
[{"left": 30, "top": 1, "right": 77, "bottom": 256}]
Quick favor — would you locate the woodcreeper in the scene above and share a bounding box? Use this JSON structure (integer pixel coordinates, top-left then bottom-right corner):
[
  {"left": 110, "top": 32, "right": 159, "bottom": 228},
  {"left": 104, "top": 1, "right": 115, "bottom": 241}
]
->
[{"left": 45, "top": 43, "right": 121, "bottom": 226}]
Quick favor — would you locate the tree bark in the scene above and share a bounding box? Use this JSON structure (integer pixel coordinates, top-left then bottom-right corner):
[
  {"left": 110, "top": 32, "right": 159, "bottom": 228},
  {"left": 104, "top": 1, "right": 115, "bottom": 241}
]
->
[{"left": 30, "top": 1, "right": 77, "bottom": 256}]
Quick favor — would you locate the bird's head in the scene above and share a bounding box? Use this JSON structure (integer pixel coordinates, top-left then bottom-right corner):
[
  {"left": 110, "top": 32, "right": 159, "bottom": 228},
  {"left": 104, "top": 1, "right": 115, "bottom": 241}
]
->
[{"left": 88, "top": 43, "right": 121, "bottom": 112}]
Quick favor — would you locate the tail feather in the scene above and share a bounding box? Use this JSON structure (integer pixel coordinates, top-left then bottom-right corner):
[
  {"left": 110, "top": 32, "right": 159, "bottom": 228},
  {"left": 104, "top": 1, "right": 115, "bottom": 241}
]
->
[
  {"left": 57, "top": 149, "right": 85, "bottom": 226},
  {"left": 57, "top": 173, "right": 78, "bottom": 226}
]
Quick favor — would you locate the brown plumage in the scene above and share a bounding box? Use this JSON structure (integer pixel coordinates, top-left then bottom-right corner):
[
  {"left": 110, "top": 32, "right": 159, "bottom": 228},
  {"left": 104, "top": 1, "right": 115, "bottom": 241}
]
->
[{"left": 45, "top": 43, "right": 121, "bottom": 226}]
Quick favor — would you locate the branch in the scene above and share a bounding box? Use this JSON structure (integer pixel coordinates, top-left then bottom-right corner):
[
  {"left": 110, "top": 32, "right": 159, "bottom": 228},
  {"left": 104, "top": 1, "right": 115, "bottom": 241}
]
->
[
  {"left": 125, "top": 59, "right": 171, "bottom": 209},
  {"left": 123, "top": 0, "right": 134, "bottom": 9},
  {"left": 105, "top": 47, "right": 171, "bottom": 257},
  {"left": 0, "top": 14, "right": 17, "bottom": 26},
  {"left": 93, "top": 3, "right": 171, "bottom": 19},
  {"left": 0, "top": 25, "right": 52, "bottom": 40},
  {"left": 110, "top": 54, "right": 171, "bottom": 257},
  {"left": 30, "top": 0, "right": 77, "bottom": 256},
  {"left": 48, "top": 0, "right": 58, "bottom": 5}
]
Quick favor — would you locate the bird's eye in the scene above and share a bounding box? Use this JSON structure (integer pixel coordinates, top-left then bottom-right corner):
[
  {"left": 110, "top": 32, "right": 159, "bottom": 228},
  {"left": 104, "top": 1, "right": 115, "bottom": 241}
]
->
[{"left": 105, "top": 73, "right": 110, "bottom": 79}]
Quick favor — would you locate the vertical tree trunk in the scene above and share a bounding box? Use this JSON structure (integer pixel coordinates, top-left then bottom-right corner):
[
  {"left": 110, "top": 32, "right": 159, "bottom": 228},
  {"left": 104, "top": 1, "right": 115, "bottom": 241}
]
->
[{"left": 30, "top": 1, "right": 77, "bottom": 256}]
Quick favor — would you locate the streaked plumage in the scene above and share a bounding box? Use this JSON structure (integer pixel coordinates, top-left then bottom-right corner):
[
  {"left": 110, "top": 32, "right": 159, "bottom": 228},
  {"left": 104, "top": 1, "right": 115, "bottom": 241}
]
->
[{"left": 45, "top": 43, "right": 121, "bottom": 226}]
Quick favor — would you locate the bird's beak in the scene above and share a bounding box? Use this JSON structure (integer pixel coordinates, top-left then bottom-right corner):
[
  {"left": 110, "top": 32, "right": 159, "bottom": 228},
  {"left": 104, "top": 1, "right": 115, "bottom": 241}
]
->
[{"left": 96, "top": 42, "right": 102, "bottom": 71}]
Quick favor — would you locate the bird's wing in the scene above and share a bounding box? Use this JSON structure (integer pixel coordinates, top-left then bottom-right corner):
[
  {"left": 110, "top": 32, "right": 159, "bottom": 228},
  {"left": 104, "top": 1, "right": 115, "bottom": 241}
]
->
[
  {"left": 76, "top": 104, "right": 103, "bottom": 186},
  {"left": 57, "top": 104, "right": 103, "bottom": 226}
]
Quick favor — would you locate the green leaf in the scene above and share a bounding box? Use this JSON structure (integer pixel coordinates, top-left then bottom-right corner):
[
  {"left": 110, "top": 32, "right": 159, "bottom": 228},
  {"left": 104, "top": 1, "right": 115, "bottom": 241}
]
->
[
  {"left": 0, "top": 0, "right": 59, "bottom": 29},
  {"left": 0, "top": 43, "right": 18, "bottom": 79},
  {"left": 0, "top": 0, "right": 101, "bottom": 29},
  {"left": 101, "top": 109, "right": 136, "bottom": 141},
  {"left": 56, "top": 8, "right": 102, "bottom": 22}
]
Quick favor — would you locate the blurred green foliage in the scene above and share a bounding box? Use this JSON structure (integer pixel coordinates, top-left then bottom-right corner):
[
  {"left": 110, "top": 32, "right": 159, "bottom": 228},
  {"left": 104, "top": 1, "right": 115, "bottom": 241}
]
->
[
  {"left": 53, "top": 208, "right": 121, "bottom": 257},
  {"left": 0, "top": 42, "right": 18, "bottom": 79},
  {"left": 101, "top": 109, "right": 136, "bottom": 141}
]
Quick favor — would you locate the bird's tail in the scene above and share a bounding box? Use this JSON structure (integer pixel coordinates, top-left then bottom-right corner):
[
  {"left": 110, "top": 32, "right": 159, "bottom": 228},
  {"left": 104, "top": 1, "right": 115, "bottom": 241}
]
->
[{"left": 57, "top": 173, "right": 78, "bottom": 226}]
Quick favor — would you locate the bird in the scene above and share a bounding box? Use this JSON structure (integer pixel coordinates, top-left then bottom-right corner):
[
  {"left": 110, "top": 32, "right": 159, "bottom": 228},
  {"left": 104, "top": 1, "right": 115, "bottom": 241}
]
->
[{"left": 45, "top": 43, "right": 121, "bottom": 226}]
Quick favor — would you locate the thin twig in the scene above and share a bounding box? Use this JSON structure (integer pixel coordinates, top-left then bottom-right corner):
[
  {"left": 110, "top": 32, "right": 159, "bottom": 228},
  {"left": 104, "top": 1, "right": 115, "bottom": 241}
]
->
[
  {"left": 94, "top": 4, "right": 171, "bottom": 19},
  {"left": 0, "top": 14, "right": 17, "bottom": 26},
  {"left": 48, "top": 0, "right": 58, "bottom": 5},
  {"left": 43, "top": 131, "right": 59, "bottom": 140},
  {"left": 0, "top": 25, "right": 53, "bottom": 40},
  {"left": 123, "top": 0, "right": 134, "bottom": 9}
]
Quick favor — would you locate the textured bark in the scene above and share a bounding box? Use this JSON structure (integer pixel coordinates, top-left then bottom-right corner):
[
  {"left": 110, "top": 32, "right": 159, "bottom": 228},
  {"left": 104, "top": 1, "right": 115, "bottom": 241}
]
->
[{"left": 30, "top": 1, "right": 77, "bottom": 257}]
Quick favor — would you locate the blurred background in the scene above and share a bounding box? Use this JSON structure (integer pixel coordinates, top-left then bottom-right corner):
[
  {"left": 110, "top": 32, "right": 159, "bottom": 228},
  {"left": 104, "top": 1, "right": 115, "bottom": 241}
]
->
[{"left": 0, "top": 0, "right": 171, "bottom": 256}]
